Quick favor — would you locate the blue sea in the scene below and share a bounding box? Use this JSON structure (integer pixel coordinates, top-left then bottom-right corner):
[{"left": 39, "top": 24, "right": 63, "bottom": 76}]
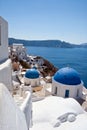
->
[{"left": 26, "top": 47, "right": 87, "bottom": 88}]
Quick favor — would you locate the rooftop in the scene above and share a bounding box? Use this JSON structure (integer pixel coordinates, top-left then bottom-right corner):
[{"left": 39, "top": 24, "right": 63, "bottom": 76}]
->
[
  {"left": 53, "top": 67, "right": 81, "bottom": 85},
  {"left": 25, "top": 68, "right": 40, "bottom": 79},
  {"left": 30, "top": 96, "right": 87, "bottom": 130}
]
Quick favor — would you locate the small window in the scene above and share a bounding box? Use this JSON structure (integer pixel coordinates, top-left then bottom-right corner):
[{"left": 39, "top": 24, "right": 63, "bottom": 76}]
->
[
  {"left": 65, "top": 90, "right": 69, "bottom": 98},
  {"left": 0, "top": 25, "right": 1, "bottom": 45},
  {"left": 55, "top": 87, "right": 57, "bottom": 95},
  {"left": 77, "top": 89, "right": 79, "bottom": 97}
]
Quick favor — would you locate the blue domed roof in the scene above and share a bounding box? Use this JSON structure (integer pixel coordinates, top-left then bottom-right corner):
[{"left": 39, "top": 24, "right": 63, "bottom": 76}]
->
[
  {"left": 25, "top": 68, "right": 40, "bottom": 79},
  {"left": 53, "top": 67, "right": 81, "bottom": 85}
]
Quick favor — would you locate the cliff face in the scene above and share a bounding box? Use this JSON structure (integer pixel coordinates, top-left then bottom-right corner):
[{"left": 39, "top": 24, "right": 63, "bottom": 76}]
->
[
  {"left": 40, "top": 56, "right": 58, "bottom": 77},
  {"left": 9, "top": 47, "right": 58, "bottom": 77}
]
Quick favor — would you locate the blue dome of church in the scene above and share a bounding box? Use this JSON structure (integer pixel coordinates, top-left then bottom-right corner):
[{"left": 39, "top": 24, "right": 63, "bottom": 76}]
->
[
  {"left": 53, "top": 67, "right": 81, "bottom": 85},
  {"left": 25, "top": 68, "right": 40, "bottom": 79}
]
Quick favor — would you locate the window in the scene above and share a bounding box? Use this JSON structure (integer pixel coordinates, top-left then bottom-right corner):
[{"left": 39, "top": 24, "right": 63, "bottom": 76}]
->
[
  {"left": 55, "top": 87, "right": 57, "bottom": 95},
  {"left": 77, "top": 89, "right": 79, "bottom": 97},
  {"left": 0, "top": 25, "right": 1, "bottom": 45},
  {"left": 65, "top": 90, "right": 69, "bottom": 98}
]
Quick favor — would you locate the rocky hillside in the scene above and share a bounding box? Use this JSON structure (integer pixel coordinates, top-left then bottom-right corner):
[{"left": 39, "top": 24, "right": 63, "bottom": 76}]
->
[{"left": 9, "top": 47, "right": 58, "bottom": 78}]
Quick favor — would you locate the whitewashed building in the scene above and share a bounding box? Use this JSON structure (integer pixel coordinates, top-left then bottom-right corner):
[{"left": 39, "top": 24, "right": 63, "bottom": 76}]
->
[
  {"left": 52, "top": 67, "right": 83, "bottom": 98},
  {"left": 0, "top": 83, "right": 28, "bottom": 130},
  {"left": 0, "top": 17, "right": 32, "bottom": 130},
  {"left": 24, "top": 68, "right": 40, "bottom": 87},
  {"left": 12, "top": 43, "right": 27, "bottom": 60},
  {"left": 0, "top": 16, "right": 12, "bottom": 90},
  {"left": 0, "top": 16, "right": 8, "bottom": 61}
]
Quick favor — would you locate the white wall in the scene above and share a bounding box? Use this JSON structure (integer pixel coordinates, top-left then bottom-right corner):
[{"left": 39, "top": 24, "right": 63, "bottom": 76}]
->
[
  {"left": 52, "top": 79, "right": 83, "bottom": 98},
  {"left": 13, "top": 43, "right": 23, "bottom": 50},
  {"left": 0, "top": 16, "right": 8, "bottom": 61},
  {"left": 0, "top": 83, "right": 28, "bottom": 130},
  {"left": 24, "top": 77, "right": 40, "bottom": 87},
  {"left": 0, "top": 59, "right": 12, "bottom": 90},
  {"left": 20, "top": 91, "right": 32, "bottom": 129}
]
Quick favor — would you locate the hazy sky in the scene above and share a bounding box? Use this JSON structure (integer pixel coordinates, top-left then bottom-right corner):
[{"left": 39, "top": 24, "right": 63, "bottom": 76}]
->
[{"left": 0, "top": 0, "right": 87, "bottom": 44}]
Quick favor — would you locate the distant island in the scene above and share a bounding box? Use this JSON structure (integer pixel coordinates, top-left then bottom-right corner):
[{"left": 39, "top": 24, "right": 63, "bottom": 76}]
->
[{"left": 9, "top": 38, "right": 87, "bottom": 48}]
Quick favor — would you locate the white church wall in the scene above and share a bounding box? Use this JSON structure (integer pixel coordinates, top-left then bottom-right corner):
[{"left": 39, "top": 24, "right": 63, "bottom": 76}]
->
[
  {"left": 52, "top": 79, "right": 82, "bottom": 98},
  {"left": 24, "top": 77, "right": 40, "bottom": 87},
  {"left": 78, "top": 85, "right": 83, "bottom": 97}
]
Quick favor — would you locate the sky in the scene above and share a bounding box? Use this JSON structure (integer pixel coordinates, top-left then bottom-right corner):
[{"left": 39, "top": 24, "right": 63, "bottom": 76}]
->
[{"left": 0, "top": 0, "right": 87, "bottom": 44}]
